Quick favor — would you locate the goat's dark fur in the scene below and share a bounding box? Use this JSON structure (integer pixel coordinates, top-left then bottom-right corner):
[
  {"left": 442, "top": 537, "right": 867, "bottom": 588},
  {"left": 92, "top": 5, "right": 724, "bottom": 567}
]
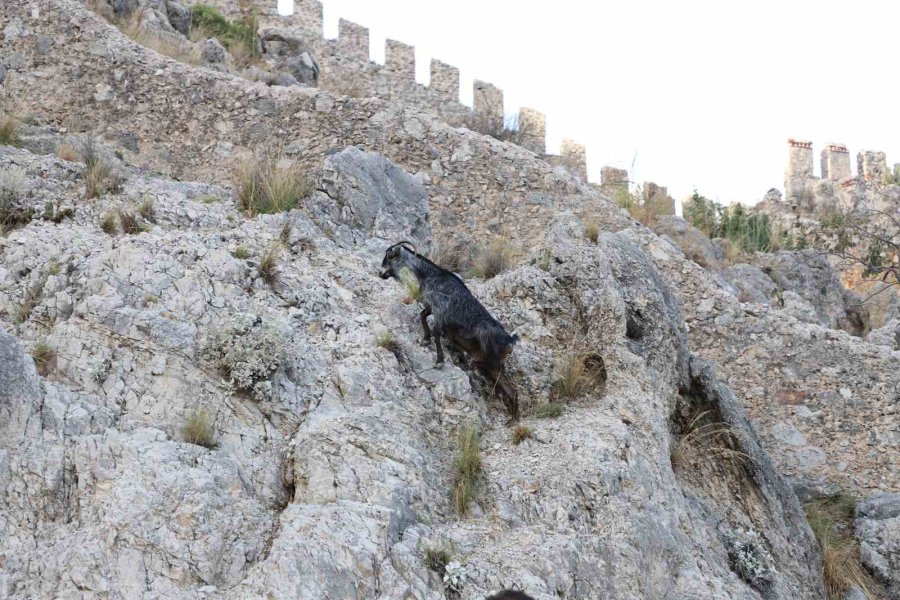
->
[
  {"left": 380, "top": 242, "right": 520, "bottom": 420},
  {"left": 485, "top": 591, "right": 536, "bottom": 600}
]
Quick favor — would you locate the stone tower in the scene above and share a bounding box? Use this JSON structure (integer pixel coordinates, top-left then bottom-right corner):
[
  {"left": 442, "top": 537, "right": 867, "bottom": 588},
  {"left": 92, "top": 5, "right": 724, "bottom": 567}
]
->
[
  {"left": 821, "top": 144, "right": 851, "bottom": 181},
  {"left": 857, "top": 150, "right": 888, "bottom": 183},
  {"left": 785, "top": 139, "right": 814, "bottom": 193}
]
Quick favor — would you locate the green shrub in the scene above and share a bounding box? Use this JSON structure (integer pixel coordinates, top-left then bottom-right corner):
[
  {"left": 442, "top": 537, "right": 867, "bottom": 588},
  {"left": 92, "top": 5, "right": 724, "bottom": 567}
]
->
[
  {"left": 375, "top": 330, "right": 401, "bottom": 354},
  {"left": 233, "top": 245, "right": 249, "bottom": 259},
  {"left": 190, "top": 4, "right": 259, "bottom": 64},
  {"left": 99, "top": 212, "right": 119, "bottom": 234},
  {"left": 32, "top": 341, "right": 56, "bottom": 376},
  {"left": 534, "top": 402, "right": 564, "bottom": 418},
  {"left": 424, "top": 546, "right": 452, "bottom": 574},
  {"left": 0, "top": 116, "right": 21, "bottom": 147}
]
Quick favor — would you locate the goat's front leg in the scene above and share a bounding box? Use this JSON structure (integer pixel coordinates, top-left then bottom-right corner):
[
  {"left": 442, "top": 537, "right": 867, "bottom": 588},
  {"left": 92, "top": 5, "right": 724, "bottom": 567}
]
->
[
  {"left": 419, "top": 306, "right": 432, "bottom": 345},
  {"left": 432, "top": 325, "right": 446, "bottom": 368}
]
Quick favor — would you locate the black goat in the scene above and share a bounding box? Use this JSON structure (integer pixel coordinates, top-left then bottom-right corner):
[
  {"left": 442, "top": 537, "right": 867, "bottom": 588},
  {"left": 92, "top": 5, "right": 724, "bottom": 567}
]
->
[
  {"left": 379, "top": 241, "right": 520, "bottom": 420},
  {"left": 485, "top": 591, "right": 536, "bottom": 600}
]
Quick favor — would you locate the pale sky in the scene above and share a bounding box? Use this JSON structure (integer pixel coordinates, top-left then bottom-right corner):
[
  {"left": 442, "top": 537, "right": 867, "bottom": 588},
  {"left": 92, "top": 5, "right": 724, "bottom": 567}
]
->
[{"left": 303, "top": 0, "right": 898, "bottom": 205}]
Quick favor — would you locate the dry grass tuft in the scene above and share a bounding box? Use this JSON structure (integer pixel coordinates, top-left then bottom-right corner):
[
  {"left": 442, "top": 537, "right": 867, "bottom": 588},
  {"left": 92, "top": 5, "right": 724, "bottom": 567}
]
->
[
  {"left": 806, "top": 494, "right": 877, "bottom": 600},
  {"left": 375, "top": 330, "right": 401, "bottom": 354},
  {"left": 82, "top": 137, "right": 122, "bottom": 198},
  {"left": 32, "top": 341, "right": 56, "bottom": 376},
  {"left": 584, "top": 220, "right": 600, "bottom": 243},
  {"left": 0, "top": 116, "right": 20, "bottom": 147},
  {"left": 423, "top": 546, "right": 452, "bottom": 575},
  {"left": 279, "top": 219, "right": 293, "bottom": 245},
  {"left": 236, "top": 157, "right": 311, "bottom": 216},
  {"left": 116, "top": 208, "right": 145, "bottom": 235},
  {"left": 430, "top": 237, "right": 471, "bottom": 273},
  {"left": 99, "top": 212, "right": 119, "bottom": 234},
  {"left": 56, "top": 143, "right": 80, "bottom": 162},
  {"left": 534, "top": 402, "right": 564, "bottom": 419},
  {"left": 469, "top": 238, "right": 516, "bottom": 279},
  {"left": 138, "top": 196, "right": 156, "bottom": 223},
  {"left": 114, "top": 9, "right": 202, "bottom": 64},
  {"left": 670, "top": 411, "right": 754, "bottom": 472},
  {"left": 232, "top": 245, "right": 249, "bottom": 259},
  {"left": 258, "top": 244, "right": 280, "bottom": 287},
  {"left": 181, "top": 408, "right": 217, "bottom": 449},
  {"left": 512, "top": 424, "right": 534, "bottom": 445},
  {"left": 452, "top": 424, "right": 482, "bottom": 515},
  {"left": 398, "top": 267, "right": 422, "bottom": 304},
  {"left": 552, "top": 353, "right": 607, "bottom": 400}
]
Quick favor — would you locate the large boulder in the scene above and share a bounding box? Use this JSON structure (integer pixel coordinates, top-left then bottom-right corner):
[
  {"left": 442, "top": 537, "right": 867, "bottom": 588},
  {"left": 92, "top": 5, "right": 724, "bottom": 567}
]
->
[
  {"left": 315, "top": 146, "right": 431, "bottom": 248},
  {"left": 856, "top": 492, "right": 900, "bottom": 595},
  {"left": 260, "top": 28, "right": 320, "bottom": 86}
]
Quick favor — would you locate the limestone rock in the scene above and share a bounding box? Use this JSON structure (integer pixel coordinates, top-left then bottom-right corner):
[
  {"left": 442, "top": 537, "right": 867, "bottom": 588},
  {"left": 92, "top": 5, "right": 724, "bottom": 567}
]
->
[{"left": 856, "top": 492, "right": 900, "bottom": 595}]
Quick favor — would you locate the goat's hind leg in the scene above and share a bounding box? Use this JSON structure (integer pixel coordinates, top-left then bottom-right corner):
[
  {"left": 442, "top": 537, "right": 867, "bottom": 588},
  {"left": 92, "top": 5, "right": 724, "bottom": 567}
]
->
[{"left": 432, "top": 325, "right": 446, "bottom": 368}]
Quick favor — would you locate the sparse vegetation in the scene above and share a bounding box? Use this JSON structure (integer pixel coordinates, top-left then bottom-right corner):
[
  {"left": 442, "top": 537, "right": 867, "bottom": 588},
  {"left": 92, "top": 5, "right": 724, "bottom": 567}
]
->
[
  {"left": 452, "top": 424, "right": 482, "bottom": 515},
  {"left": 431, "top": 236, "right": 472, "bottom": 272},
  {"left": 116, "top": 208, "right": 145, "bottom": 235},
  {"left": 202, "top": 315, "right": 285, "bottom": 397},
  {"left": 181, "top": 408, "right": 217, "bottom": 449},
  {"left": 534, "top": 402, "right": 564, "bottom": 419},
  {"left": 584, "top": 220, "right": 600, "bottom": 243},
  {"left": 42, "top": 201, "right": 75, "bottom": 224},
  {"left": 0, "top": 116, "right": 20, "bottom": 147},
  {"left": 258, "top": 244, "right": 280, "bottom": 286},
  {"left": 613, "top": 185, "right": 673, "bottom": 228},
  {"left": 14, "top": 288, "right": 40, "bottom": 324},
  {"left": 138, "top": 197, "right": 156, "bottom": 223},
  {"left": 32, "top": 341, "right": 56, "bottom": 376},
  {"left": 670, "top": 410, "right": 753, "bottom": 472},
  {"left": 56, "top": 143, "right": 80, "bottom": 161},
  {"left": 103, "top": 7, "right": 202, "bottom": 64},
  {"left": 682, "top": 190, "right": 787, "bottom": 255},
  {"left": 233, "top": 245, "right": 249, "bottom": 259},
  {"left": 552, "top": 353, "right": 606, "bottom": 400},
  {"left": 806, "top": 494, "right": 876, "bottom": 600},
  {"left": 724, "top": 527, "right": 776, "bottom": 592},
  {"left": 398, "top": 267, "right": 422, "bottom": 303},
  {"left": 465, "top": 112, "right": 531, "bottom": 145},
  {"left": 424, "top": 546, "right": 452, "bottom": 575},
  {"left": 0, "top": 167, "right": 30, "bottom": 234},
  {"left": 511, "top": 424, "right": 533, "bottom": 445},
  {"left": 235, "top": 156, "right": 311, "bottom": 216},
  {"left": 375, "top": 330, "right": 401, "bottom": 354},
  {"left": 82, "top": 137, "right": 122, "bottom": 198},
  {"left": 189, "top": 4, "right": 260, "bottom": 66},
  {"left": 99, "top": 212, "right": 119, "bottom": 234},
  {"left": 279, "top": 219, "right": 292, "bottom": 245},
  {"left": 469, "top": 238, "right": 516, "bottom": 279}
]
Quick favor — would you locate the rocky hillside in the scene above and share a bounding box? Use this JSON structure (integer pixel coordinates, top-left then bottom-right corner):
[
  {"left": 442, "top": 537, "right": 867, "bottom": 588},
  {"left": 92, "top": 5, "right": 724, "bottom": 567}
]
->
[{"left": 1, "top": 1, "right": 898, "bottom": 599}]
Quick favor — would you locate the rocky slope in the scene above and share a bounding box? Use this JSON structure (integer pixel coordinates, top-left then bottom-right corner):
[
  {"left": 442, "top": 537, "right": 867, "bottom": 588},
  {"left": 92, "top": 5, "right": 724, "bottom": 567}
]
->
[{"left": 1, "top": 0, "right": 899, "bottom": 598}]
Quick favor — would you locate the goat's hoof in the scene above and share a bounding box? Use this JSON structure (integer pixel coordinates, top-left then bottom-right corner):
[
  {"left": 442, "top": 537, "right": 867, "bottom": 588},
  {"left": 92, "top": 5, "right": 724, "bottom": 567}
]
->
[
  {"left": 421, "top": 337, "right": 431, "bottom": 346},
  {"left": 434, "top": 360, "right": 445, "bottom": 369}
]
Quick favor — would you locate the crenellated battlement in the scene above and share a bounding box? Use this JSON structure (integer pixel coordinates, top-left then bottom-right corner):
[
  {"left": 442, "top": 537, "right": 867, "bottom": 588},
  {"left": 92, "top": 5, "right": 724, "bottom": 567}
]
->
[
  {"left": 183, "top": 0, "right": 588, "bottom": 181},
  {"left": 785, "top": 139, "right": 892, "bottom": 188}
]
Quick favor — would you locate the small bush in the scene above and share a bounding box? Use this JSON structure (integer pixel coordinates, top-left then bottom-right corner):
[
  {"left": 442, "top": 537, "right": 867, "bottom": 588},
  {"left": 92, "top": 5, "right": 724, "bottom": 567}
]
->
[
  {"left": 469, "top": 238, "right": 515, "bottom": 279},
  {"left": 56, "top": 143, "right": 80, "bottom": 161},
  {"left": 512, "top": 424, "right": 533, "bottom": 445},
  {"left": 279, "top": 219, "right": 292, "bottom": 245},
  {"left": 182, "top": 408, "right": 217, "bottom": 448},
  {"left": 584, "top": 220, "right": 600, "bottom": 243},
  {"left": 258, "top": 244, "right": 280, "bottom": 287},
  {"left": 398, "top": 267, "right": 422, "bottom": 304},
  {"left": 0, "top": 116, "right": 20, "bottom": 147},
  {"left": 724, "top": 527, "right": 776, "bottom": 591},
  {"left": 431, "top": 236, "right": 472, "bottom": 272},
  {"left": 32, "top": 341, "right": 56, "bottom": 376},
  {"left": 534, "top": 402, "right": 564, "bottom": 418},
  {"left": 453, "top": 424, "right": 482, "bottom": 515},
  {"left": 14, "top": 289, "right": 39, "bottom": 324},
  {"left": 0, "top": 167, "right": 30, "bottom": 233},
  {"left": 233, "top": 245, "right": 249, "bottom": 259},
  {"left": 236, "top": 157, "right": 311, "bottom": 216},
  {"left": 82, "top": 138, "right": 122, "bottom": 198},
  {"left": 375, "top": 330, "right": 401, "bottom": 354},
  {"left": 99, "top": 212, "right": 119, "bottom": 234},
  {"left": 138, "top": 197, "right": 156, "bottom": 223},
  {"left": 202, "top": 315, "right": 284, "bottom": 396},
  {"left": 806, "top": 494, "right": 876, "bottom": 599},
  {"left": 552, "top": 353, "right": 606, "bottom": 400},
  {"left": 189, "top": 4, "right": 259, "bottom": 65}
]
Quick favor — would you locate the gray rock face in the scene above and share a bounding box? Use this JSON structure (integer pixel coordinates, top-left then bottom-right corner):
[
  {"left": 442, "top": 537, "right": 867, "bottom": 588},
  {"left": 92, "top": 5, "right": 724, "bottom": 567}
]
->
[
  {"left": 164, "top": 0, "right": 191, "bottom": 36},
  {"left": 0, "top": 140, "right": 825, "bottom": 599},
  {"left": 866, "top": 318, "right": 900, "bottom": 349},
  {"left": 260, "top": 28, "right": 320, "bottom": 86},
  {"left": 200, "top": 38, "right": 229, "bottom": 64},
  {"left": 856, "top": 492, "right": 900, "bottom": 595},
  {"left": 317, "top": 146, "right": 431, "bottom": 247},
  {"left": 279, "top": 51, "right": 319, "bottom": 86},
  {"left": 721, "top": 263, "right": 779, "bottom": 305},
  {"left": 653, "top": 215, "right": 722, "bottom": 268}
]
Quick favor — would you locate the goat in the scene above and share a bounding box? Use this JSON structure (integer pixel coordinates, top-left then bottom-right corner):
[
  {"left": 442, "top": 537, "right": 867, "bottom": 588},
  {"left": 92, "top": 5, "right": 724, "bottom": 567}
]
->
[
  {"left": 485, "top": 591, "right": 536, "bottom": 600},
  {"left": 379, "top": 241, "right": 520, "bottom": 421}
]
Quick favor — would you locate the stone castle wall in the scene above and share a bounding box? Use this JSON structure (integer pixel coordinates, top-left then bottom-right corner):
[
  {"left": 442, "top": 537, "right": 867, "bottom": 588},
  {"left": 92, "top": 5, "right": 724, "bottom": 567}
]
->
[{"left": 183, "top": 0, "right": 587, "bottom": 178}]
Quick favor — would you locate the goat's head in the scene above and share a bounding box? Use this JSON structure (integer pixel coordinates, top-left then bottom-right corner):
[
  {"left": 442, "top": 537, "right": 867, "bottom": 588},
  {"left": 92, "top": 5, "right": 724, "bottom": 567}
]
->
[{"left": 379, "top": 241, "right": 416, "bottom": 279}]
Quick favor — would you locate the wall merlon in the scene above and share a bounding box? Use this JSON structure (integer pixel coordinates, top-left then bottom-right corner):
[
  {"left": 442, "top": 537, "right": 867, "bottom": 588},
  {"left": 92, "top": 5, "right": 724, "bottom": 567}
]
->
[
  {"left": 560, "top": 139, "right": 587, "bottom": 181},
  {"left": 385, "top": 39, "right": 415, "bottom": 81},
  {"left": 337, "top": 18, "right": 369, "bottom": 61},
  {"left": 601, "top": 166, "right": 629, "bottom": 190},
  {"left": 473, "top": 80, "right": 503, "bottom": 130},
  {"left": 788, "top": 138, "right": 813, "bottom": 149},
  {"left": 429, "top": 59, "right": 459, "bottom": 103},
  {"left": 821, "top": 142, "right": 851, "bottom": 181},
  {"left": 293, "top": 0, "right": 323, "bottom": 35},
  {"left": 857, "top": 150, "right": 888, "bottom": 183},
  {"left": 517, "top": 107, "right": 545, "bottom": 154}
]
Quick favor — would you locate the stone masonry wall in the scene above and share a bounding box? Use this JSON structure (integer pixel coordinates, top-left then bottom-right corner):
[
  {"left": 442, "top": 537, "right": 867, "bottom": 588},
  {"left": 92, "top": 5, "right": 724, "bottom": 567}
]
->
[
  {"left": 179, "top": 0, "right": 588, "bottom": 179},
  {"left": 0, "top": 0, "right": 617, "bottom": 247}
]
